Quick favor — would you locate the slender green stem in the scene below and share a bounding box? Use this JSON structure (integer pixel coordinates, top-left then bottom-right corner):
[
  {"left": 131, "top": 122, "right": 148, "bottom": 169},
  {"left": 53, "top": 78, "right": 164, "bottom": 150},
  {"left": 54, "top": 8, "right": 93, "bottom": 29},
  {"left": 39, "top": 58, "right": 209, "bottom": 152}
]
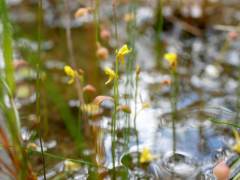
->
[
  {"left": 112, "top": 2, "right": 119, "bottom": 179},
  {"left": 156, "top": 0, "right": 163, "bottom": 70},
  {"left": 37, "top": 0, "right": 46, "bottom": 178},
  {"left": 53, "top": 171, "right": 69, "bottom": 180},
  {"left": 36, "top": 66, "right": 46, "bottom": 180},
  {"left": 134, "top": 76, "right": 139, "bottom": 167},
  {"left": 0, "top": 144, "right": 96, "bottom": 167},
  {"left": 215, "top": 39, "right": 231, "bottom": 70},
  {"left": 170, "top": 70, "right": 176, "bottom": 154},
  {"left": 230, "top": 157, "right": 240, "bottom": 170},
  {"left": 236, "top": 64, "right": 240, "bottom": 124},
  {"left": 113, "top": 2, "right": 118, "bottom": 49},
  {"left": 112, "top": 52, "right": 118, "bottom": 179},
  {"left": 209, "top": 118, "right": 240, "bottom": 129},
  {"left": 43, "top": 89, "right": 48, "bottom": 139},
  {"left": 77, "top": 97, "right": 83, "bottom": 153}
]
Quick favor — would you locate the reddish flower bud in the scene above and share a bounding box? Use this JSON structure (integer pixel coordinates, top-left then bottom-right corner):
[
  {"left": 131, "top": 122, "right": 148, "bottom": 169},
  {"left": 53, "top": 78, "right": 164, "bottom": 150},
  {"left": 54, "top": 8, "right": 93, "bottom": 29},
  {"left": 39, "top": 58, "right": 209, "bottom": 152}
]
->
[
  {"left": 213, "top": 162, "right": 230, "bottom": 180},
  {"left": 97, "top": 47, "right": 109, "bottom": 61},
  {"left": 229, "top": 31, "right": 238, "bottom": 41},
  {"left": 100, "top": 29, "right": 110, "bottom": 42},
  {"left": 83, "top": 84, "right": 96, "bottom": 93}
]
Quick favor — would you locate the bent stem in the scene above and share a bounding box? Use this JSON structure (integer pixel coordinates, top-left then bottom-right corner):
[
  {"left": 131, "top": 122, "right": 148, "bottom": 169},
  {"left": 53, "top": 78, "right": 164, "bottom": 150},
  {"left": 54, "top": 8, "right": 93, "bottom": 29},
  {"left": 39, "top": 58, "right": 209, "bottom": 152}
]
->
[{"left": 209, "top": 118, "right": 240, "bottom": 129}]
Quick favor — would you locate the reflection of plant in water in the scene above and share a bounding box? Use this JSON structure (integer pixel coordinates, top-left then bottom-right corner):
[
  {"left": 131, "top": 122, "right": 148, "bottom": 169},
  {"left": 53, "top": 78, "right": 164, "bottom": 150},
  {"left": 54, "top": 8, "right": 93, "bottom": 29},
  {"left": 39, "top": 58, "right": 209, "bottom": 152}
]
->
[
  {"left": 210, "top": 118, "right": 240, "bottom": 154},
  {"left": 140, "top": 147, "right": 161, "bottom": 163},
  {"left": 164, "top": 52, "right": 178, "bottom": 154}
]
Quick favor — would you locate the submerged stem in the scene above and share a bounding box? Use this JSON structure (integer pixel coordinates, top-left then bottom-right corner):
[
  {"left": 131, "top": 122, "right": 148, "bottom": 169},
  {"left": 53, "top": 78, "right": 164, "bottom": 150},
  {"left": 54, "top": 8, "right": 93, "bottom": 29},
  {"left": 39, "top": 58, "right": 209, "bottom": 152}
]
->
[{"left": 170, "top": 70, "right": 176, "bottom": 154}]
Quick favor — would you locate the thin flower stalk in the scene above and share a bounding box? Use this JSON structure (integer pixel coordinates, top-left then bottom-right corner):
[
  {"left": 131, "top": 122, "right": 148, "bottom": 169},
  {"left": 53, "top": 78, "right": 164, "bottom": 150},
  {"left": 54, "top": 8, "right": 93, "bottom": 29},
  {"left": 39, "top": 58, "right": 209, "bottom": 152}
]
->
[
  {"left": 112, "top": 2, "right": 118, "bottom": 178},
  {"left": 155, "top": 0, "right": 164, "bottom": 70},
  {"left": 164, "top": 53, "right": 178, "bottom": 154},
  {"left": 134, "top": 67, "right": 140, "bottom": 167},
  {"left": 111, "top": 50, "right": 119, "bottom": 178},
  {"left": 170, "top": 70, "right": 176, "bottom": 154},
  {"left": 94, "top": 0, "right": 100, "bottom": 93},
  {"left": 36, "top": 65, "right": 46, "bottom": 180},
  {"left": 37, "top": 0, "right": 46, "bottom": 177},
  {"left": 236, "top": 62, "right": 240, "bottom": 124}
]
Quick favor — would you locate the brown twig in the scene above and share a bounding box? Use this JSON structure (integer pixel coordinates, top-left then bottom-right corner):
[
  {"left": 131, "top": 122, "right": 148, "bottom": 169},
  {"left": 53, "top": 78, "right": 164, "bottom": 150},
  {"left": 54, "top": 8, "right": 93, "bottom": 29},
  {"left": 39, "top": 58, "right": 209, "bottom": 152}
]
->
[{"left": 165, "top": 15, "right": 203, "bottom": 36}]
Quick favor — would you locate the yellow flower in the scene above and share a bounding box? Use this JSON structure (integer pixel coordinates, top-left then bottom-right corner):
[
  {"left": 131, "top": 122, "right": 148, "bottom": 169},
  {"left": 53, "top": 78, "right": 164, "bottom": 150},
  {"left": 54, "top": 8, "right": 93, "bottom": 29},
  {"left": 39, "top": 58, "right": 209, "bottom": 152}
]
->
[
  {"left": 164, "top": 53, "right": 177, "bottom": 70},
  {"left": 117, "top": 44, "right": 132, "bottom": 68},
  {"left": 140, "top": 147, "right": 161, "bottom": 163},
  {"left": 64, "top": 66, "right": 82, "bottom": 84},
  {"left": 64, "top": 66, "right": 75, "bottom": 84},
  {"left": 231, "top": 129, "right": 240, "bottom": 153},
  {"left": 105, "top": 67, "right": 116, "bottom": 85}
]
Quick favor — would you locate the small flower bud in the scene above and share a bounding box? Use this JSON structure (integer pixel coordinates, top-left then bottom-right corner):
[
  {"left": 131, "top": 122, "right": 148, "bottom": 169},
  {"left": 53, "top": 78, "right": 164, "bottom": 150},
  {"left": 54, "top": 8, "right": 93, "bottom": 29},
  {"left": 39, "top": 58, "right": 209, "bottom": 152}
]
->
[
  {"left": 229, "top": 31, "right": 238, "bottom": 41},
  {"left": 142, "top": 102, "right": 150, "bottom": 109},
  {"left": 75, "top": 7, "right": 94, "bottom": 18},
  {"left": 83, "top": 84, "right": 96, "bottom": 93},
  {"left": 13, "top": 60, "right": 28, "bottom": 69},
  {"left": 79, "top": 69, "right": 84, "bottom": 75},
  {"left": 123, "top": 13, "right": 136, "bottom": 22},
  {"left": 136, "top": 65, "right": 140, "bottom": 75},
  {"left": 28, "top": 114, "right": 38, "bottom": 129},
  {"left": 27, "top": 143, "right": 38, "bottom": 149},
  {"left": 213, "top": 161, "right": 230, "bottom": 180},
  {"left": 112, "top": 0, "right": 115, "bottom": 6},
  {"left": 161, "top": 78, "right": 171, "bottom": 85},
  {"left": 97, "top": 47, "right": 109, "bottom": 61},
  {"left": 100, "top": 29, "right": 110, "bottom": 42},
  {"left": 75, "top": 8, "right": 88, "bottom": 18},
  {"left": 41, "top": 72, "right": 47, "bottom": 82}
]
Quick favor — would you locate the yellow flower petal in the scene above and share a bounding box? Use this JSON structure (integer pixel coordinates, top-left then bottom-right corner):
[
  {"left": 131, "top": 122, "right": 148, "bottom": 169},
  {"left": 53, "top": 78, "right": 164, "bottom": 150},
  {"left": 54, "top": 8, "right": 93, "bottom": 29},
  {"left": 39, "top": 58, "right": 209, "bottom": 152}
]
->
[
  {"left": 231, "top": 129, "right": 240, "bottom": 153},
  {"left": 105, "top": 67, "right": 116, "bottom": 85},
  {"left": 117, "top": 44, "right": 132, "bottom": 68},
  {"left": 140, "top": 147, "right": 161, "bottom": 163},
  {"left": 164, "top": 53, "right": 178, "bottom": 70},
  {"left": 164, "top": 53, "right": 177, "bottom": 62},
  {"left": 64, "top": 66, "right": 75, "bottom": 84}
]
